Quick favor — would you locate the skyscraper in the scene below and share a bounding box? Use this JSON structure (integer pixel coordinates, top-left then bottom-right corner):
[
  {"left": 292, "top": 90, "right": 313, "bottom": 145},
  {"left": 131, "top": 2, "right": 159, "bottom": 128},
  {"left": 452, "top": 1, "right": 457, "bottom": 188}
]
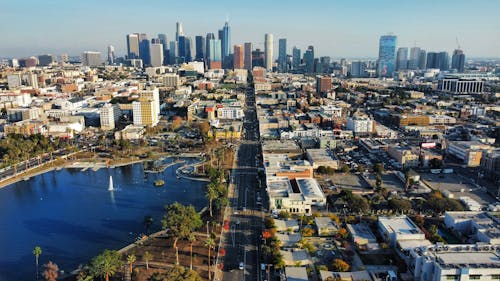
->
[
  {"left": 138, "top": 33, "right": 150, "bottom": 66},
  {"left": 427, "top": 51, "right": 449, "bottom": 70},
  {"left": 233, "top": 45, "right": 244, "bottom": 69},
  {"left": 38, "top": 54, "right": 56, "bottom": 66},
  {"left": 451, "top": 49, "right": 465, "bottom": 72},
  {"left": 304, "top": 46, "right": 314, "bottom": 74},
  {"left": 408, "top": 47, "right": 420, "bottom": 70},
  {"left": 150, "top": 43, "right": 164, "bottom": 67},
  {"left": 396, "top": 47, "right": 408, "bottom": 70},
  {"left": 158, "top": 34, "right": 169, "bottom": 65},
  {"left": 169, "top": 41, "right": 177, "bottom": 64},
  {"left": 176, "top": 22, "right": 183, "bottom": 42},
  {"left": 264, "top": 33, "right": 273, "bottom": 71},
  {"left": 252, "top": 49, "right": 265, "bottom": 68},
  {"left": 278, "top": 38, "right": 287, "bottom": 72},
  {"left": 244, "top": 42, "right": 252, "bottom": 70},
  {"left": 81, "top": 51, "right": 102, "bottom": 67},
  {"left": 377, "top": 34, "right": 397, "bottom": 77},
  {"left": 418, "top": 50, "right": 427, "bottom": 70},
  {"left": 292, "top": 47, "right": 301, "bottom": 71},
  {"left": 178, "top": 36, "right": 192, "bottom": 63},
  {"left": 195, "top": 35, "right": 205, "bottom": 62},
  {"left": 107, "top": 45, "right": 115, "bottom": 65},
  {"left": 126, "top": 33, "right": 140, "bottom": 59},
  {"left": 350, "top": 61, "right": 367, "bottom": 77},
  {"left": 221, "top": 21, "right": 231, "bottom": 67},
  {"left": 209, "top": 39, "right": 222, "bottom": 69}
]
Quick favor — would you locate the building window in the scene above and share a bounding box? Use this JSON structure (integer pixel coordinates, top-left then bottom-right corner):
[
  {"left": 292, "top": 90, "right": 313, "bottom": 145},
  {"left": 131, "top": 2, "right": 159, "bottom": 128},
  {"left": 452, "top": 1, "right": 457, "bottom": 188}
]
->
[
  {"left": 469, "top": 275, "right": 481, "bottom": 280},
  {"left": 491, "top": 275, "right": 500, "bottom": 280},
  {"left": 446, "top": 275, "right": 458, "bottom": 280}
]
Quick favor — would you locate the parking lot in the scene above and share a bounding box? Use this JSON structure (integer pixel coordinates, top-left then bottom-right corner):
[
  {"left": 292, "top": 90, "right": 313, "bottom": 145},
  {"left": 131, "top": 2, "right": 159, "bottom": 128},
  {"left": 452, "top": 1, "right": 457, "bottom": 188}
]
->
[
  {"left": 332, "top": 173, "right": 371, "bottom": 192},
  {"left": 420, "top": 172, "right": 494, "bottom": 206}
]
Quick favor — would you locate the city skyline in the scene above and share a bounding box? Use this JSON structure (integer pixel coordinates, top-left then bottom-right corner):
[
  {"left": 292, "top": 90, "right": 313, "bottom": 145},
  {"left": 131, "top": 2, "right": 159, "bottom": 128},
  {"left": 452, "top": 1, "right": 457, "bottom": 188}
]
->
[{"left": 1, "top": 0, "right": 500, "bottom": 59}]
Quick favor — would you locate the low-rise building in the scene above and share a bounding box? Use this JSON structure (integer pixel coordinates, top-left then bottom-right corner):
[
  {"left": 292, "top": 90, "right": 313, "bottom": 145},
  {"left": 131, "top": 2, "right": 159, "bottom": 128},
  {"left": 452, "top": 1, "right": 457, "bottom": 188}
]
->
[
  {"left": 280, "top": 249, "right": 311, "bottom": 266},
  {"left": 306, "top": 149, "right": 340, "bottom": 170},
  {"left": 114, "top": 125, "right": 145, "bottom": 140},
  {"left": 347, "top": 223, "right": 378, "bottom": 249},
  {"left": 315, "top": 217, "right": 339, "bottom": 237},
  {"left": 285, "top": 267, "right": 309, "bottom": 281},
  {"left": 378, "top": 216, "right": 427, "bottom": 247},
  {"left": 444, "top": 211, "right": 500, "bottom": 244},
  {"left": 447, "top": 141, "right": 491, "bottom": 167},
  {"left": 266, "top": 177, "right": 326, "bottom": 215},
  {"left": 388, "top": 146, "right": 419, "bottom": 167},
  {"left": 274, "top": 219, "right": 300, "bottom": 233}
]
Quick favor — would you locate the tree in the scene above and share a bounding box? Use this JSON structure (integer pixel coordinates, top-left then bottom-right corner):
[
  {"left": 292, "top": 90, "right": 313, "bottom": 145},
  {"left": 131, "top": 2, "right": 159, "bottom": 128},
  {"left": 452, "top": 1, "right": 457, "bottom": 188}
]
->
[
  {"left": 42, "top": 261, "right": 59, "bottom": 281},
  {"left": 162, "top": 202, "right": 203, "bottom": 265},
  {"left": 205, "top": 237, "right": 215, "bottom": 281},
  {"left": 337, "top": 228, "right": 348, "bottom": 239},
  {"left": 33, "top": 246, "right": 42, "bottom": 280},
  {"left": 188, "top": 233, "right": 196, "bottom": 270},
  {"left": 90, "top": 249, "right": 122, "bottom": 281},
  {"left": 301, "top": 227, "right": 315, "bottom": 237},
  {"left": 206, "top": 182, "right": 218, "bottom": 217},
  {"left": 389, "top": 198, "right": 413, "bottom": 213},
  {"left": 374, "top": 163, "right": 384, "bottom": 174},
  {"left": 429, "top": 158, "right": 443, "bottom": 169},
  {"left": 143, "top": 215, "right": 154, "bottom": 234},
  {"left": 332, "top": 258, "right": 350, "bottom": 272},
  {"left": 172, "top": 116, "right": 183, "bottom": 131},
  {"left": 126, "top": 254, "right": 136, "bottom": 274},
  {"left": 375, "top": 173, "right": 383, "bottom": 190},
  {"left": 148, "top": 266, "right": 202, "bottom": 281},
  {"left": 143, "top": 251, "right": 153, "bottom": 271},
  {"left": 340, "top": 164, "right": 350, "bottom": 173},
  {"left": 357, "top": 164, "right": 366, "bottom": 173}
]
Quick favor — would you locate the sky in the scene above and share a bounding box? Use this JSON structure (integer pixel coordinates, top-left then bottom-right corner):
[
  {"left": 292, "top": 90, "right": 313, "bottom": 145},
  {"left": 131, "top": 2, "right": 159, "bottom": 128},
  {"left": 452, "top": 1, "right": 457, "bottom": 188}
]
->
[{"left": 1, "top": 0, "right": 499, "bottom": 59}]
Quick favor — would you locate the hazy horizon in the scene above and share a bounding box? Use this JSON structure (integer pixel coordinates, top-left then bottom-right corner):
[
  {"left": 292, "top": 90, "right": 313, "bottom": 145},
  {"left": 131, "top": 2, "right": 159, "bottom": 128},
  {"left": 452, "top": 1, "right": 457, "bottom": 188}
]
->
[{"left": 1, "top": 0, "right": 499, "bottom": 59}]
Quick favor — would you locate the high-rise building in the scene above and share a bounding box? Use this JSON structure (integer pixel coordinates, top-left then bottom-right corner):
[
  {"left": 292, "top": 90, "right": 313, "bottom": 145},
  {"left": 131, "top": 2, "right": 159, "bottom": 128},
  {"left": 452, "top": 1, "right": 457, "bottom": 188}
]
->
[
  {"left": 244, "top": 42, "right": 252, "bottom": 70},
  {"left": 60, "top": 53, "right": 69, "bottom": 63},
  {"left": 427, "top": 51, "right": 449, "bottom": 70},
  {"left": 81, "top": 51, "right": 102, "bottom": 67},
  {"left": 158, "top": 34, "right": 169, "bottom": 65},
  {"left": 350, "top": 61, "right": 366, "bottom": 77},
  {"left": 264, "top": 33, "right": 273, "bottom": 71},
  {"left": 304, "top": 46, "right": 315, "bottom": 74},
  {"left": 100, "top": 103, "right": 120, "bottom": 130},
  {"left": 195, "top": 36, "right": 205, "bottom": 61},
  {"left": 169, "top": 41, "right": 177, "bottom": 64},
  {"left": 233, "top": 45, "right": 244, "bottom": 69},
  {"left": 178, "top": 36, "right": 193, "bottom": 63},
  {"left": 209, "top": 39, "right": 222, "bottom": 69},
  {"left": 252, "top": 49, "right": 265, "bottom": 68},
  {"left": 278, "top": 38, "right": 287, "bottom": 72},
  {"left": 377, "top": 34, "right": 397, "bottom": 77},
  {"left": 418, "top": 50, "right": 427, "bottom": 70},
  {"left": 205, "top": 33, "right": 215, "bottom": 64},
  {"left": 176, "top": 22, "right": 183, "bottom": 42},
  {"left": 221, "top": 21, "right": 231, "bottom": 67},
  {"left": 319, "top": 56, "right": 331, "bottom": 74},
  {"left": 316, "top": 76, "right": 332, "bottom": 94},
  {"left": 150, "top": 43, "right": 164, "bottom": 67},
  {"left": 137, "top": 33, "right": 150, "bottom": 66},
  {"left": 408, "top": 47, "right": 420, "bottom": 70},
  {"left": 133, "top": 89, "right": 160, "bottom": 127},
  {"left": 107, "top": 45, "right": 115, "bottom": 65},
  {"left": 38, "top": 54, "right": 56, "bottom": 66},
  {"left": 126, "top": 33, "right": 140, "bottom": 59},
  {"left": 396, "top": 47, "right": 408, "bottom": 70},
  {"left": 451, "top": 49, "right": 465, "bottom": 73},
  {"left": 292, "top": 47, "right": 301, "bottom": 71}
]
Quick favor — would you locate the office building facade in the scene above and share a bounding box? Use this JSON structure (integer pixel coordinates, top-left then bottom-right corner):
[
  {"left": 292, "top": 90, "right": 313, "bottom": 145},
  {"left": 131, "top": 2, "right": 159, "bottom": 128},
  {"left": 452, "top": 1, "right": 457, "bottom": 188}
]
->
[
  {"left": 244, "top": 42, "right": 252, "bottom": 70},
  {"left": 233, "top": 45, "right": 244, "bottom": 69},
  {"left": 150, "top": 43, "right": 164, "bottom": 67},
  {"left": 377, "top": 35, "right": 397, "bottom": 77},
  {"left": 264, "top": 33, "right": 273, "bottom": 70},
  {"left": 278, "top": 38, "right": 287, "bottom": 72},
  {"left": 396, "top": 47, "right": 408, "bottom": 70},
  {"left": 451, "top": 49, "right": 465, "bottom": 73}
]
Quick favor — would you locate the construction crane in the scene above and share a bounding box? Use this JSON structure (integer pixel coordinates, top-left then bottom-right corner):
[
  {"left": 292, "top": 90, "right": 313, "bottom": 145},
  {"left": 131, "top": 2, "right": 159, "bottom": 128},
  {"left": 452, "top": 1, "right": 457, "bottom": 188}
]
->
[{"left": 456, "top": 37, "right": 461, "bottom": 50}]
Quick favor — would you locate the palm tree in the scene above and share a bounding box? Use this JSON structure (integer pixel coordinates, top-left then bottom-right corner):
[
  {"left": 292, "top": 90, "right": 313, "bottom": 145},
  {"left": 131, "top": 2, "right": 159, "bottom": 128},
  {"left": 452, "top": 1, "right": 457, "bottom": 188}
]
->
[
  {"left": 143, "top": 215, "right": 154, "bottom": 234},
  {"left": 143, "top": 251, "right": 153, "bottom": 271},
  {"left": 206, "top": 183, "right": 218, "bottom": 217},
  {"left": 90, "top": 249, "right": 122, "bottom": 281},
  {"left": 126, "top": 254, "right": 136, "bottom": 274},
  {"left": 188, "top": 234, "right": 196, "bottom": 270},
  {"left": 204, "top": 237, "right": 215, "bottom": 281},
  {"left": 33, "top": 246, "right": 42, "bottom": 280}
]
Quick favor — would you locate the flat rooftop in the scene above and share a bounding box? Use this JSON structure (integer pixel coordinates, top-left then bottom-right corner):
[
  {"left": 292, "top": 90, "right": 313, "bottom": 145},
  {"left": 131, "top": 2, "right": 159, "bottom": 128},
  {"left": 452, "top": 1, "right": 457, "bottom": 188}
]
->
[{"left": 379, "top": 216, "right": 423, "bottom": 235}]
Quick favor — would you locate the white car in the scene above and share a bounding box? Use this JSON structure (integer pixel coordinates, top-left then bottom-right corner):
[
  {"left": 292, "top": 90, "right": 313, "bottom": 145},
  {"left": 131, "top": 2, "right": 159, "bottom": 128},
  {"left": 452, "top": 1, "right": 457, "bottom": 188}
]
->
[{"left": 239, "top": 262, "right": 245, "bottom": 270}]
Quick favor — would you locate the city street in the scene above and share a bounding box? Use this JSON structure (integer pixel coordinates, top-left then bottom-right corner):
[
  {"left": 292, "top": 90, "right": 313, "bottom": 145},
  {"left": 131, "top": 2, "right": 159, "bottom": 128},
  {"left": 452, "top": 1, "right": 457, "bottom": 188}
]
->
[{"left": 221, "top": 85, "right": 266, "bottom": 281}]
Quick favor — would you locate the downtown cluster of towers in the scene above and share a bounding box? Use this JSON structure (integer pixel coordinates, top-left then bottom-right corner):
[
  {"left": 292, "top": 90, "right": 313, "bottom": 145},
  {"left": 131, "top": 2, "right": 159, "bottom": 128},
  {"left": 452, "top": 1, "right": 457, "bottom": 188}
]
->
[
  {"left": 377, "top": 34, "right": 466, "bottom": 77},
  {"left": 117, "top": 21, "right": 315, "bottom": 73}
]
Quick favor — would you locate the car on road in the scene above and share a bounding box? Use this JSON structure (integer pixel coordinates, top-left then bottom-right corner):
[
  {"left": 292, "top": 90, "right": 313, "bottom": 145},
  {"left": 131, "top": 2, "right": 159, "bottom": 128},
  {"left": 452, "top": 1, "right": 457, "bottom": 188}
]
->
[{"left": 239, "top": 262, "right": 245, "bottom": 270}]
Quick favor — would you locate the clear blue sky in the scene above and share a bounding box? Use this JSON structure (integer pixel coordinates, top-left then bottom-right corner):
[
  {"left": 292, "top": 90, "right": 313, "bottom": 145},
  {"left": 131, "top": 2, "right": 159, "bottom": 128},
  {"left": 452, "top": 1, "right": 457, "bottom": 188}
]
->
[{"left": 1, "top": 0, "right": 499, "bottom": 58}]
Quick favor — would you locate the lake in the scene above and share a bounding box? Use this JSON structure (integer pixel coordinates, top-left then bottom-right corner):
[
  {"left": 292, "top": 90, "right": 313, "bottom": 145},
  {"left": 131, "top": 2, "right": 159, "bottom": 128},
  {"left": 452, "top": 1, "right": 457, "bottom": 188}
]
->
[{"left": 0, "top": 160, "right": 207, "bottom": 281}]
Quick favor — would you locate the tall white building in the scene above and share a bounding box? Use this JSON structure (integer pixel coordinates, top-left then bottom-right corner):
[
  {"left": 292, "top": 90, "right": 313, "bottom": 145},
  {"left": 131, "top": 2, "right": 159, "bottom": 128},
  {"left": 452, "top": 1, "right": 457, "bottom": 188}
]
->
[
  {"left": 150, "top": 43, "right": 164, "bottom": 67},
  {"left": 107, "top": 45, "right": 115, "bottom": 65},
  {"left": 408, "top": 47, "right": 421, "bottom": 70},
  {"left": 100, "top": 103, "right": 120, "bottom": 130},
  {"left": 132, "top": 89, "right": 160, "bottom": 127},
  {"left": 82, "top": 51, "right": 102, "bottom": 67},
  {"left": 265, "top": 33, "right": 274, "bottom": 71}
]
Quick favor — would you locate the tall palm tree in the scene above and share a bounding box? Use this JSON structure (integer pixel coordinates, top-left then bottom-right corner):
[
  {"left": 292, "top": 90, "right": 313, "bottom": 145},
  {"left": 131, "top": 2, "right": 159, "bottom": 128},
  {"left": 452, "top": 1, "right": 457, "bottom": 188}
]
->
[
  {"left": 90, "top": 249, "right": 122, "bottom": 281},
  {"left": 206, "top": 183, "right": 218, "bottom": 217},
  {"left": 205, "top": 237, "right": 215, "bottom": 281},
  {"left": 126, "top": 254, "right": 136, "bottom": 274},
  {"left": 33, "top": 246, "right": 42, "bottom": 280},
  {"left": 143, "top": 251, "right": 153, "bottom": 271},
  {"left": 188, "top": 234, "right": 196, "bottom": 270}
]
